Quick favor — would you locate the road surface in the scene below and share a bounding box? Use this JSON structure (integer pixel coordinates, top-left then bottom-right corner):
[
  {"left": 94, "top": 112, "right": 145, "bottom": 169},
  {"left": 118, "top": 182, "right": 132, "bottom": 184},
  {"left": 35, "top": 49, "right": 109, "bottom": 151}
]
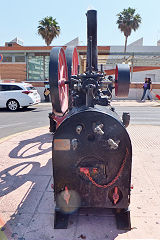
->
[{"left": 0, "top": 102, "right": 160, "bottom": 139}]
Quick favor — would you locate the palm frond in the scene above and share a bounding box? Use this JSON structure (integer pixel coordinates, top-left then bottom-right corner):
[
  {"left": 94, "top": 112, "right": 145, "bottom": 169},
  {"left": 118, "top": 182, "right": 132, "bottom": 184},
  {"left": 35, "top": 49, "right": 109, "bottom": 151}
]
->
[{"left": 37, "top": 16, "right": 60, "bottom": 46}]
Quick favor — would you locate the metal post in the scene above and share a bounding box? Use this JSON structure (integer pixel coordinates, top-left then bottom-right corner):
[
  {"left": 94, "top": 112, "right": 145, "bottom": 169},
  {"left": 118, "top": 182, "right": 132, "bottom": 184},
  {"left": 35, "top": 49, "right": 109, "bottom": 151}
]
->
[{"left": 86, "top": 10, "right": 98, "bottom": 72}]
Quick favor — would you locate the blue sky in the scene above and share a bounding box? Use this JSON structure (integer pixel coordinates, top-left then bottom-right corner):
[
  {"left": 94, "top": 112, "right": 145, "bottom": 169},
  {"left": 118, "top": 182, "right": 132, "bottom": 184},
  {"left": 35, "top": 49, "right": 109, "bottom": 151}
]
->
[{"left": 1, "top": 0, "right": 160, "bottom": 47}]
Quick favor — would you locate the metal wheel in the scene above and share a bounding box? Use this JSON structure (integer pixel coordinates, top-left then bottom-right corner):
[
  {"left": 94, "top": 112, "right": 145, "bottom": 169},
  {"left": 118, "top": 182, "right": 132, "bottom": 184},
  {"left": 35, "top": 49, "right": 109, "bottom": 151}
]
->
[
  {"left": 115, "top": 64, "right": 130, "bottom": 98},
  {"left": 7, "top": 99, "right": 19, "bottom": 111},
  {"left": 65, "top": 47, "right": 79, "bottom": 109},
  {"left": 65, "top": 47, "right": 79, "bottom": 81},
  {"left": 49, "top": 47, "right": 69, "bottom": 115}
]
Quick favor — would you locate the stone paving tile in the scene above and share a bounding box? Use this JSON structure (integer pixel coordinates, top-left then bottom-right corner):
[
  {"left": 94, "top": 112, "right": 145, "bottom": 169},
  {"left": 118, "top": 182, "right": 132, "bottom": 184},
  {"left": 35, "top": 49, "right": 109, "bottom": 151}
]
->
[
  {"left": 0, "top": 181, "right": 33, "bottom": 212},
  {"left": 25, "top": 175, "right": 51, "bottom": 192},
  {"left": 151, "top": 177, "right": 160, "bottom": 193},
  {"left": 0, "top": 185, "right": 44, "bottom": 214},
  {"left": 8, "top": 141, "right": 52, "bottom": 160},
  {"left": 19, "top": 190, "right": 44, "bottom": 214},
  {"left": 127, "top": 216, "right": 160, "bottom": 239},
  {"left": 0, "top": 142, "right": 19, "bottom": 156},
  {"left": 131, "top": 165, "right": 157, "bottom": 194},
  {"left": 46, "top": 177, "right": 54, "bottom": 192},
  {"left": 75, "top": 215, "right": 128, "bottom": 240},
  {"left": 130, "top": 193, "right": 160, "bottom": 217},
  {"left": 37, "top": 191, "right": 55, "bottom": 214},
  {"left": 24, "top": 214, "right": 77, "bottom": 240},
  {"left": 128, "top": 125, "right": 160, "bottom": 151},
  {"left": 32, "top": 159, "right": 53, "bottom": 176},
  {"left": 0, "top": 212, "right": 33, "bottom": 240},
  {"left": 0, "top": 158, "right": 53, "bottom": 176},
  {"left": 111, "top": 100, "right": 159, "bottom": 107},
  {"left": 144, "top": 165, "right": 160, "bottom": 179},
  {"left": 0, "top": 168, "right": 51, "bottom": 200}
]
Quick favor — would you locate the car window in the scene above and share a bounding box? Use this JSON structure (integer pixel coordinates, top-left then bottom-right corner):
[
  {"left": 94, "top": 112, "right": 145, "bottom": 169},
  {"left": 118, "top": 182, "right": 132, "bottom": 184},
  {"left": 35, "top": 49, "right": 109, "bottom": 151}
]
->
[
  {"left": 10, "top": 85, "right": 23, "bottom": 90},
  {"left": 0, "top": 85, "right": 22, "bottom": 91},
  {"left": 0, "top": 85, "right": 11, "bottom": 91},
  {"left": 26, "top": 86, "right": 36, "bottom": 90}
]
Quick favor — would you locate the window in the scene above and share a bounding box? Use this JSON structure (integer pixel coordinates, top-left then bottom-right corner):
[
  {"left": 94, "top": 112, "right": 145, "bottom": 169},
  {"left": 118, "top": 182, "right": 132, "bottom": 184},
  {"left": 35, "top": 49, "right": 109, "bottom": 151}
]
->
[
  {"left": 0, "top": 85, "right": 10, "bottom": 91},
  {"left": 0, "top": 85, "right": 22, "bottom": 91},
  {"left": 27, "top": 55, "right": 49, "bottom": 81},
  {"left": 10, "top": 85, "right": 22, "bottom": 90},
  {"left": 3, "top": 56, "right": 12, "bottom": 62},
  {"left": 26, "top": 86, "right": 36, "bottom": 90},
  {"left": 7, "top": 43, "right": 13, "bottom": 47},
  {"left": 15, "top": 56, "right": 25, "bottom": 62}
]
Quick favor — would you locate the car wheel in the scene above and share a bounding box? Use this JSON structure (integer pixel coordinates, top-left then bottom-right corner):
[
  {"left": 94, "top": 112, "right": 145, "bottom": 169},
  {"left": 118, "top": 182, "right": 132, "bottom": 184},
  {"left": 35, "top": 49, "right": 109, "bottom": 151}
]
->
[{"left": 7, "top": 99, "right": 20, "bottom": 111}]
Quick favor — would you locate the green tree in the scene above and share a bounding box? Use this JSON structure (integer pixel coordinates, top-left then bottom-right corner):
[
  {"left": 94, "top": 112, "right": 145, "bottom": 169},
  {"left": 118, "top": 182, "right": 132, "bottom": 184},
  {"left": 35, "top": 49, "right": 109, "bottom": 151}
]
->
[
  {"left": 116, "top": 7, "right": 142, "bottom": 54},
  {"left": 38, "top": 16, "right": 60, "bottom": 46}
]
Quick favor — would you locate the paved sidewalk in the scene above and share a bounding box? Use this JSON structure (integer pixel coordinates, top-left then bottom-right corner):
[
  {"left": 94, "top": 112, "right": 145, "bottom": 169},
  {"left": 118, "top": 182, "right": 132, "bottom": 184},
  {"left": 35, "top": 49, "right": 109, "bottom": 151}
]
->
[
  {"left": 0, "top": 125, "right": 160, "bottom": 240},
  {"left": 111, "top": 99, "right": 160, "bottom": 107}
]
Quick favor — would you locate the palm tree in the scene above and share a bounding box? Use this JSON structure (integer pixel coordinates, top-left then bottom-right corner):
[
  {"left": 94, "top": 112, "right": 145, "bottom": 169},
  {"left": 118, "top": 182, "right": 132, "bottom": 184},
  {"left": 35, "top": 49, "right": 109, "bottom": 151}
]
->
[
  {"left": 38, "top": 16, "right": 60, "bottom": 46},
  {"left": 116, "top": 7, "right": 142, "bottom": 54}
]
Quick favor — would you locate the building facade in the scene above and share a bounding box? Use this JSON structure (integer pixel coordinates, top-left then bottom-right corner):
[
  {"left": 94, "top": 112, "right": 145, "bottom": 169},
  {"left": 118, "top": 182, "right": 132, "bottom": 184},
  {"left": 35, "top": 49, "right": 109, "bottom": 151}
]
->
[{"left": 0, "top": 38, "right": 160, "bottom": 100}]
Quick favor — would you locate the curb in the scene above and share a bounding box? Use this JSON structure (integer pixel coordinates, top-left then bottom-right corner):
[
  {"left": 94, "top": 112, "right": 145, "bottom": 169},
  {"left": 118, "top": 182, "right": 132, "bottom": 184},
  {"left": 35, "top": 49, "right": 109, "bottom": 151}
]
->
[
  {"left": 0, "top": 126, "right": 49, "bottom": 144},
  {"left": 111, "top": 100, "right": 160, "bottom": 107}
]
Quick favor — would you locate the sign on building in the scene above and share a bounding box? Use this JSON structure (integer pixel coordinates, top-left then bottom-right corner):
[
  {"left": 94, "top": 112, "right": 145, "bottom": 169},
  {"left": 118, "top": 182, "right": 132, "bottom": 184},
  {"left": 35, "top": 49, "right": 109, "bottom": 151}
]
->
[{"left": 0, "top": 54, "right": 3, "bottom": 62}]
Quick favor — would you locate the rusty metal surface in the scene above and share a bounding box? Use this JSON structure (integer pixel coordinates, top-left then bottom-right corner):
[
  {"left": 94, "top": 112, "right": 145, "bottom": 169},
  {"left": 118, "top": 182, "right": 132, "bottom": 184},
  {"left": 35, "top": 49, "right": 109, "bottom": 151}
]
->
[{"left": 53, "top": 108, "right": 132, "bottom": 210}]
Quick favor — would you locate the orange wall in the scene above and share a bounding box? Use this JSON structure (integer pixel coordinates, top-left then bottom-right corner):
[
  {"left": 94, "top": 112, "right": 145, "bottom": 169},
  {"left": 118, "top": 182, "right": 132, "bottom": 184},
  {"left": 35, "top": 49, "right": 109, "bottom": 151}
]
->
[{"left": 0, "top": 64, "right": 26, "bottom": 82}]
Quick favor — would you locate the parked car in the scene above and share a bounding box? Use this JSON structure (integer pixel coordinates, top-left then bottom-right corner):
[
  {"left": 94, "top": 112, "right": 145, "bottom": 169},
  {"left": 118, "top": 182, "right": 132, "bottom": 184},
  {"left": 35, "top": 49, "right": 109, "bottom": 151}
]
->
[{"left": 0, "top": 82, "right": 41, "bottom": 111}]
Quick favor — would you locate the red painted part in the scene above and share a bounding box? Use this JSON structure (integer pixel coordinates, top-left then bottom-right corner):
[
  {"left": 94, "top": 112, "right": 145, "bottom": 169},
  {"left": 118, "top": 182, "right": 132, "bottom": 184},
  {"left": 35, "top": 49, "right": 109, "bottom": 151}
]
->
[
  {"left": 76, "top": 46, "right": 110, "bottom": 51},
  {"left": 93, "top": 168, "right": 98, "bottom": 174},
  {"left": 130, "top": 184, "right": 134, "bottom": 189},
  {"left": 104, "top": 66, "right": 160, "bottom": 76},
  {"left": 105, "top": 69, "right": 116, "bottom": 75},
  {"left": 115, "top": 65, "right": 118, "bottom": 81},
  {"left": 80, "top": 167, "right": 89, "bottom": 175},
  {"left": 51, "top": 47, "right": 79, "bottom": 128},
  {"left": 63, "top": 186, "right": 71, "bottom": 205},
  {"left": 113, "top": 186, "right": 119, "bottom": 205},
  {"left": 132, "top": 66, "right": 160, "bottom": 72},
  {"left": 52, "top": 114, "right": 66, "bottom": 128},
  {"left": 72, "top": 48, "right": 79, "bottom": 75},
  {"left": 151, "top": 92, "right": 160, "bottom": 100},
  {"left": 58, "top": 48, "right": 69, "bottom": 114},
  {"left": 155, "top": 94, "right": 160, "bottom": 100},
  {"left": 80, "top": 148, "right": 129, "bottom": 189},
  {"left": 52, "top": 47, "right": 79, "bottom": 127}
]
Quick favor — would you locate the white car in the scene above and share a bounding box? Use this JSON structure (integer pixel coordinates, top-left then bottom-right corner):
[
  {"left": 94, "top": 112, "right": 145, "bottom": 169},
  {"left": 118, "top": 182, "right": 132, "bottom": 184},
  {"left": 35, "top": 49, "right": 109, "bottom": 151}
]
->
[{"left": 0, "top": 82, "right": 41, "bottom": 111}]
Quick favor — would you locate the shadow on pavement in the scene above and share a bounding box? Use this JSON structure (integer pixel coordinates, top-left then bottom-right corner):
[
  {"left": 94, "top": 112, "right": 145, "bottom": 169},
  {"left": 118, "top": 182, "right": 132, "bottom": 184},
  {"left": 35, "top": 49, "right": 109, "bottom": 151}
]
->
[
  {"left": 0, "top": 160, "right": 53, "bottom": 240},
  {"left": 0, "top": 162, "right": 42, "bottom": 197},
  {"left": 0, "top": 107, "right": 36, "bottom": 112},
  {"left": 9, "top": 133, "right": 52, "bottom": 159},
  {"left": 0, "top": 132, "right": 129, "bottom": 239}
]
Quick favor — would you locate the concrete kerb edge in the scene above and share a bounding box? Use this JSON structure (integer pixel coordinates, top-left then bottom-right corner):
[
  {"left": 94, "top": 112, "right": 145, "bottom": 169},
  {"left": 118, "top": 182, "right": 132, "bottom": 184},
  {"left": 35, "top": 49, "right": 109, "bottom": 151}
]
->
[
  {"left": 111, "top": 99, "right": 160, "bottom": 107},
  {"left": 0, "top": 126, "right": 49, "bottom": 144}
]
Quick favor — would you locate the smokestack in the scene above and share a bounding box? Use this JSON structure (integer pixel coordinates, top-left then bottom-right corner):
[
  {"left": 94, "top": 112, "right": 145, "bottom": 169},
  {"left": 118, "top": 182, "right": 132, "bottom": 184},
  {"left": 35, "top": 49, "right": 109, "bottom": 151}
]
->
[{"left": 86, "top": 10, "right": 98, "bottom": 72}]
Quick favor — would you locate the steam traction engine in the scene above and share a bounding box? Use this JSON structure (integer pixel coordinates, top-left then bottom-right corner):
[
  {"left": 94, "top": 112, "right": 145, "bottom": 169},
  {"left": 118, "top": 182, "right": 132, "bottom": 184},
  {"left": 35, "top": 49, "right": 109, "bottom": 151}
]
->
[{"left": 49, "top": 10, "right": 132, "bottom": 230}]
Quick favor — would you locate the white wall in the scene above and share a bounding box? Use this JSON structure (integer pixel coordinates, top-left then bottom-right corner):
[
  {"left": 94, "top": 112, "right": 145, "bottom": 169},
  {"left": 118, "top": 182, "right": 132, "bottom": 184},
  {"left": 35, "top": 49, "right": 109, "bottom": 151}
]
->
[
  {"left": 112, "top": 88, "right": 160, "bottom": 100},
  {"left": 35, "top": 87, "right": 45, "bottom": 101},
  {"left": 132, "top": 69, "right": 160, "bottom": 83}
]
